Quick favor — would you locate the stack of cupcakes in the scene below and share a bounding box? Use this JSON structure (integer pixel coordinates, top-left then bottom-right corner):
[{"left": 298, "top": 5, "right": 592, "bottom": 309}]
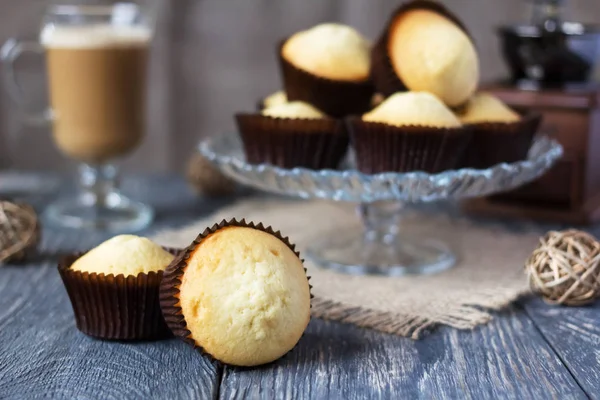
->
[
  {"left": 236, "top": 0, "right": 542, "bottom": 174},
  {"left": 236, "top": 23, "right": 375, "bottom": 170},
  {"left": 58, "top": 223, "right": 312, "bottom": 367}
]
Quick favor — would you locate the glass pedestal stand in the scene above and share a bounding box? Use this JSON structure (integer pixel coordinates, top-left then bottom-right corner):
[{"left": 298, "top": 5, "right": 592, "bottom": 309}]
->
[
  {"left": 307, "top": 201, "right": 455, "bottom": 276},
  {"left": 199, "top": 133, "right": 563, "bottom": 276}
]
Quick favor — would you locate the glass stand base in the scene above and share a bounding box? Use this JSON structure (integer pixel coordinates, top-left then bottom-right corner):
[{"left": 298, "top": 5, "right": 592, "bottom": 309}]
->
[
  {"left": 306, "top": 228, "right": 456, "bottom": 276},
  {"left": 43, "top": 191, "right": 153, "bottom": 232}
]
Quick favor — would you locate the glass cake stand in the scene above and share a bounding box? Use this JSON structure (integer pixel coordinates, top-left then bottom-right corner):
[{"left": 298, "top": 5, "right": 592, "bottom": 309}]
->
[{"left": 199, "top": 133, "right": 563, "bottom": 276}]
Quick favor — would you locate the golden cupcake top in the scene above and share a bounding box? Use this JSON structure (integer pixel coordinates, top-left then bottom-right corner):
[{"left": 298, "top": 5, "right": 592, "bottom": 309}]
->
[
  {"left": 71, "top": 235, "right": 175, "bottom": 276},
  {"left": 262, "top": 90, "right": 288, "bottom": 109},
  {"left": 261, "top": 101, "right": 326, "bottom": 119},
  {"left": 282, "top": 23, "right": 371, "bottom": 81},
  {"left": 177, "top": 226, "right": 311, "bottom": 366},
  {"left": 387, "top": 8, "right": 479, "bottom": 107},
  {"left": 362, "top": 91, "right": 462, "bottom": 128},
  {"left": 459, "top": 93, "right": 520, "bottom": 124}
]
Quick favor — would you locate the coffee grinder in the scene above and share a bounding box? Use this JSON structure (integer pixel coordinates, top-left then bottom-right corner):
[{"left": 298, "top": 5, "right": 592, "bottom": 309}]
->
[{"left": 464, "top": 0, "right": 600, "bottom": 224}]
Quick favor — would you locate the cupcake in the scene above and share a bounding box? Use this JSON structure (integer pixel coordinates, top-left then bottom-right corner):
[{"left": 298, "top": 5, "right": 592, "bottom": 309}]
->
[
  {"left": 348, "top": 91, "right": 471, "bottom": 173},
  {"left": 459, "top": 93, "right": 520, "bottom": 124},
  {"left": 58, "top": 235, "right": 177, "bottom": 340},
  {"left": 279, "top": 23, "right": 375, "bottom": 117},
  {"left": 236, "top": 100, "right": 349, "bottom": 170},
  {"left": 458, "top": 93, "right": 542, "bottom": 168},
  {"left": 371, "top": 0, "right": 479, "bottom": 107},
  {"left": 257, "top": 90, "right": 288, "bottom": 111},
  {"left": 160, "top": 219, "right": 311, "bottom": 367}
]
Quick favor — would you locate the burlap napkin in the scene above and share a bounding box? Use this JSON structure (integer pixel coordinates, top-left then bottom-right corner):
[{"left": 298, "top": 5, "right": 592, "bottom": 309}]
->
[{"left": 153, "top": 199, "right": 540, "bottom": 339}]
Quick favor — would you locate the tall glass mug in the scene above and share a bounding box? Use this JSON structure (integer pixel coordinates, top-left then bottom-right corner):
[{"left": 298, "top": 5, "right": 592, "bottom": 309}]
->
[{"left": 2, "top": 2, "right": 156, "bottom": 231}]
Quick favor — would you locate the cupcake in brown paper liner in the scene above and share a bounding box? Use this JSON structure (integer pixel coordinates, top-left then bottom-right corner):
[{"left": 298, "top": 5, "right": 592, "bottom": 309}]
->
[
  {"left": 159, "top": 218, "right": 312, "bottom": 367},
  {"left": 458, "top": 93, "right": 542, "bottom": 169},
  {"left": 257, "top": 90, "right": 288, "bottom": 111},
  {"left": 236, "top": 101, "right": 348, "bottom": 170},
  {"left": 349, "top": 91, "right": 471, "bottom": 174},
  {"left": 257, "top": 90, "right": 385, "bottom": 114},
  {"left": 278, "top": 23, "right": 375, "bottom": 117},
  {"left": 370, "top": 0, "right": 479, "bottom": 108},
  {"left": 58, "top": 235, "right": 179, "bottom": 340}
]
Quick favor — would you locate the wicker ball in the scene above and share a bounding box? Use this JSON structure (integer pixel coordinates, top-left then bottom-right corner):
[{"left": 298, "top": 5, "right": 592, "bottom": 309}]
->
[
  {"left": 525, "top": 230, "right": 600, "bottom": 306},
  {"left": 0, "top": 201, "right": 40, "bottom": 264},
  {"left": 186, "top": 153, "right": 236, "bottom": 197}
]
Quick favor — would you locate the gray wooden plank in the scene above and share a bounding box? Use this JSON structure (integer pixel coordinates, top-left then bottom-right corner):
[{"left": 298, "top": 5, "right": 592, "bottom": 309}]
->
[
  {"left": 522, "top": 297, "right": 600, "bottom": 398},
  {"left": 0, "top": 180, "right": 223, "bottom": 400},
  {"left": 0, "top": 173, "right": 592, "bottom": 400},
  {"left": 0, "top": 262, "right": 221, "bottom": 399},
  {"left": 219, "top": 310, "right": 586, "bottom": 400}
]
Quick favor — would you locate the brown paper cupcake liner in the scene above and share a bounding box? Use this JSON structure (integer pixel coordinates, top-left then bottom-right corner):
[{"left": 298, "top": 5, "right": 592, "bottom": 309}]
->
[
  {"left": 235, "top": 113, "right": 349, "bottom": 170},
  {"left": 58, "top": 247, "right": 180, "bottom": 341},
  {"left": 278, "top": 41, "right": 374, "bottom": 118},
  {"left": 348, "top": 118, "right": 472, "bottom": 174},
  {"left": 459, "top": 113, "right": 542, "bottom": 169},
  {"left": 159, "top": 218, "right": 312, "bottom": 367},
  {"left": 370, "top": 0, "right": 473, "bottom": 99}
]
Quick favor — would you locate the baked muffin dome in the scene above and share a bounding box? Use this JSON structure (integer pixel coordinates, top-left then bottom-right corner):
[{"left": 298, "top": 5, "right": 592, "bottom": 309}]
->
[
  {"left": 459, "top": 93, "right": 520, "bottom": 124},
  {"left": 387, "top": 8, "right": 479, "bottom": 107},
  {"left": 70, "top": 235, "right": 175, "bottom": 276},
  {"left": 263, "top": 91, "right": 288, "bottom": 109},
  {"left": 362, "top": 91, "right": 461, "bottom": 128},
  {"left": 262, "top": 101, "right": 325, "bottom": 119},
  {"left": 282, "top": 23, "right": 371, "bottom": 81},
  {"left": 177, "top": 226, "right": 311, "bottom": 367}
]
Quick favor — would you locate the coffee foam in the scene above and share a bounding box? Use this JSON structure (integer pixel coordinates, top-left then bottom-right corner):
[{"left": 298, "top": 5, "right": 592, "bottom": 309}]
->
[{"left": 41, "top": 24, "right": 151, "bottom": 49}]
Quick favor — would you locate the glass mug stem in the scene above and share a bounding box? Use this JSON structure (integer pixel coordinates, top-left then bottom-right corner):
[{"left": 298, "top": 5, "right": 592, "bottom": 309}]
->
[{"left": 79, "top": 164, "right": 119, "bottom": 211}]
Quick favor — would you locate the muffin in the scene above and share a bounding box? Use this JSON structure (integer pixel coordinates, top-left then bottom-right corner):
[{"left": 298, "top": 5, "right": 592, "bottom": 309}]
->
[
  {"left": 363, "top": 91, "right": 461, "bottom": 127},
  {"left": 236, "top": 100, "right": 349, "bottom": 170},
  {"left": 279, "top": 23, "right": 375, "bottom": 117},
  {"left": 58, "top": 235, "right": 177, "bottom": 340},
  {"left": 459, "top": 93, "right": 520, "bottom": 124},
  {"left": 262, "top": 101, "right": 324, "bottom": 119},
  {"left": 160, "top": 219, "right": 311, "bottom": 367},
  {"left": 348, "top": 91, "right": 471, "bottom": 173},
  {"left": 257, "top": 90, "right": 288, "bottom": 111},
  {"left": 371, "top": 0, "right": 479, "bottom": 107},
  {"left": 458, "top": 93, "right": 542, "bottom": 168}
]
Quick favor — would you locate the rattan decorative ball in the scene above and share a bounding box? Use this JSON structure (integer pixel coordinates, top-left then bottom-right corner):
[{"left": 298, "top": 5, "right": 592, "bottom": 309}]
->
[
  {"left": 0, "top": 201, "right": 41, "bottom": 264},
  {"left": 186, "top": 153, "right": 236, "bottom": 197},
  {"left": 525, "top": 230, "right": 600, "bottom": 306}
]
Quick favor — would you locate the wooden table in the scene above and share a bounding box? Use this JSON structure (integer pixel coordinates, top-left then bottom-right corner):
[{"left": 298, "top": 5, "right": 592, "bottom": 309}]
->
[{"left": 1, "top": 174, "right": 599, "bottom": 400}]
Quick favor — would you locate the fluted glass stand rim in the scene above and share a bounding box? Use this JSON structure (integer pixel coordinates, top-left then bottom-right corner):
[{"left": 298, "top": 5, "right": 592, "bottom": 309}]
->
[
  {"left": 198, "top": 133, "right": 563, "bottom": 276},
  {"left": 199, "top": 134, "right": 563, "bottom": 203}
]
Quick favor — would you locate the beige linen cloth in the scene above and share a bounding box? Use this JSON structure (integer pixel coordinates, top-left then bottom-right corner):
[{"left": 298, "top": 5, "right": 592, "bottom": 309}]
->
[{"left": 153, "top": 199, "right": 540, "bottom": 339}]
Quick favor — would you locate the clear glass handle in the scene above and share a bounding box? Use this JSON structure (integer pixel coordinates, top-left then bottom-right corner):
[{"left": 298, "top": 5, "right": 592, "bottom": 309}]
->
[{"left": 1, "top": 38, "right": 51, "bottom": 126}]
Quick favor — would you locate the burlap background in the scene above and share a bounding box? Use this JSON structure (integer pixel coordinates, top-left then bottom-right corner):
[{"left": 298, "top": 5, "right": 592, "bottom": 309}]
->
[{"left": 153, "top": 199, "right": 541, "bottom": 339}]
